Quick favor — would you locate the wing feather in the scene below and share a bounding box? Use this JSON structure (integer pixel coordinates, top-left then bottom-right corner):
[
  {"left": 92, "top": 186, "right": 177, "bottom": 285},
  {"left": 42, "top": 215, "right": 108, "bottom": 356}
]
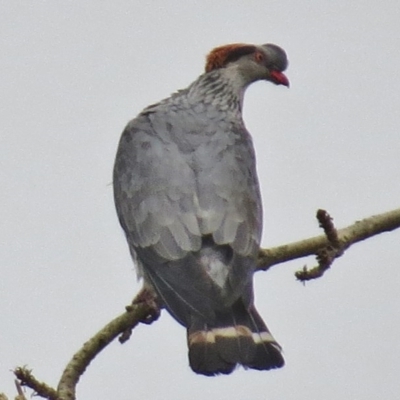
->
[{"left": 113, "top": 112, "right": 262, "bottom": 264}]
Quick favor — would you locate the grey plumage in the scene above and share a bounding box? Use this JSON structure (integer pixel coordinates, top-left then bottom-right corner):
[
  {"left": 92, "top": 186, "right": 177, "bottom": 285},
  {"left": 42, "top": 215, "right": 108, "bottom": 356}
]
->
[{"left": 113, "top": 43, "right": 289, "bottom": 375}]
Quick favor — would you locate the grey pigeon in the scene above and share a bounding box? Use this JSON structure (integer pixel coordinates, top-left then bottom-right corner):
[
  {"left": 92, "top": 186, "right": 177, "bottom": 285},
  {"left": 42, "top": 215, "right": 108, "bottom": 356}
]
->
[{"left": 113, "top": 43, "right": 289, "bottom": 376}]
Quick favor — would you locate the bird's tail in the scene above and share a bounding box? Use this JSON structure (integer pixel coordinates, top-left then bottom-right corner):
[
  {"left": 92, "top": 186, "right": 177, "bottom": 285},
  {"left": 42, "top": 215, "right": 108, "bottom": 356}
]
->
[{"left": 187, "top": 300, "right": 284, "bottom": 376}]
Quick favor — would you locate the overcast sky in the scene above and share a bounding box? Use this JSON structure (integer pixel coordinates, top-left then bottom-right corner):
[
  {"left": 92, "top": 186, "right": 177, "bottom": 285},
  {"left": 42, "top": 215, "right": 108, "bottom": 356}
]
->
[{"left": 1, "top": 1, "right": 400, "bottom": 399}]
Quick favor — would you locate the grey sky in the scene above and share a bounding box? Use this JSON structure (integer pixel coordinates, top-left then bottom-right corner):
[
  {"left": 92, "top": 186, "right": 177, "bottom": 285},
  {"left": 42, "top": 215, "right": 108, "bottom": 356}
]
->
[{"left": 1, "top": 1, "right": 399, "bottom": 399}]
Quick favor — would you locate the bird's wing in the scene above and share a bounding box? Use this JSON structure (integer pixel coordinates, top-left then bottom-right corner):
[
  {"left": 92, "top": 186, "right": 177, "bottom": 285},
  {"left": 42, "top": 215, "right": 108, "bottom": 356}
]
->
[{"left": 113, "top": 111, "right": 262, "bottom": 263}]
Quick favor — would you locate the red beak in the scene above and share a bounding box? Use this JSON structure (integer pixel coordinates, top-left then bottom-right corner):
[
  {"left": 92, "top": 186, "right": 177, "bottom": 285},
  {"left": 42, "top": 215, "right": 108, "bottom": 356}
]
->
[{"left": 270, "top": 70, "right": 289, "bottom": 87}]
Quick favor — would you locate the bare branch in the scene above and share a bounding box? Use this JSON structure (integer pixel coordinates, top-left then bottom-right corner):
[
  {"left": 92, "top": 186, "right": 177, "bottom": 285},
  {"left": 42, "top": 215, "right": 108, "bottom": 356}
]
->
[
  {"left": 56, "top": 295, "right": 157, "bottom": 400},
  {"left": 54, "top": 207, "right": 400, "bottom": 397},
  {"left": 14, "top": 367, "right": 56, "bottom": 400},
  {"left": 257, "top": 208, "right": 400, "bottom": 275},
  {"left": 9, "top": 208, "right": 400, "bottom": 399},
  {"left": 295, "top": 209, "right": 344, "bottom": 281}
]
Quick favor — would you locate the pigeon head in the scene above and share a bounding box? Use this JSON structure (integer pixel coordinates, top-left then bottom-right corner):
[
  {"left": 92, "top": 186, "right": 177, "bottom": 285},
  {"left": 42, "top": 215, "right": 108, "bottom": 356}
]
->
[{"left": 205, "top": 43, "right": 289, "bottom": 87}]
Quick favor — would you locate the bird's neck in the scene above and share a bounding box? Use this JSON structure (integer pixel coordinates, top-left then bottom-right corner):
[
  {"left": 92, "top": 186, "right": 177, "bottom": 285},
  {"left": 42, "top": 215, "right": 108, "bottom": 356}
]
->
[{"left": 188, "top": 67, "right": 253, "bottom": 115}]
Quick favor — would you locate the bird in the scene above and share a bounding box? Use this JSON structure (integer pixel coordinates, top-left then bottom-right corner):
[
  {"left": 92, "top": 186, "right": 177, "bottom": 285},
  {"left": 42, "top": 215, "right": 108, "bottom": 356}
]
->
[{"left": 113, "top": 43, "right": 289, "bottom": 376}]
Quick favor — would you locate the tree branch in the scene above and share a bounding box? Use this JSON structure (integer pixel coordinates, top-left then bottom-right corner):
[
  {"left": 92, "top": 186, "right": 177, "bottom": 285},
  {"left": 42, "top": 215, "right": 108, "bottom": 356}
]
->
[
  {"left": 8, "top": 207, "right": 400, "bottom": 399},
  {"left": 257, "top": 208, "right": 400, "bottom": 277},
  {"left": 57, "top": 298, "right": 155, "bottom": 400},
  {"left": 13, "top": 368, "right": 55, "bottom": 400}
]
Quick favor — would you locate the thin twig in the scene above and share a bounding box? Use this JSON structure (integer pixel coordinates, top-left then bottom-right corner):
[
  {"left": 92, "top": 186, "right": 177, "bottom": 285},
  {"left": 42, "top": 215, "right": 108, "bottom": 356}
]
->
[
  {"left": 14, "top": 368, "right": 57, "bottom": 400},
  {"left": 295, "top": 209, "right": 343, "bottom": 281},
  {"left": 14, "top": 380, "right": 27, "bottom": 400},
  {"left": 316, "top": 209, "right": 340, "bottom": 248}
]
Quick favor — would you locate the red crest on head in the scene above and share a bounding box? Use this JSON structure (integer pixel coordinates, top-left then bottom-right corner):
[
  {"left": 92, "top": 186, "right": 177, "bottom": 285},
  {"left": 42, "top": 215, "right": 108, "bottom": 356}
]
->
[{"left": 205, "top": 44, "right": 257, "bottom": 73}]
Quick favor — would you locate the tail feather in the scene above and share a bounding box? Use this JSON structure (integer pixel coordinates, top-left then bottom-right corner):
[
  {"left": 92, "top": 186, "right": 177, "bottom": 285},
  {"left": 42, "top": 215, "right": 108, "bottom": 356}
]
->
[
  {"left": 215, "top": 326, "right": 256, "bottom": 366},
  {"left": 187, "top": 301, "right": 284, "bottom": 376},
  {"left": 246, "top": 305, "right": 284, "bottom": 370},
  {"left": 189, "top": 330, "right": 236, "bottom": 375}
]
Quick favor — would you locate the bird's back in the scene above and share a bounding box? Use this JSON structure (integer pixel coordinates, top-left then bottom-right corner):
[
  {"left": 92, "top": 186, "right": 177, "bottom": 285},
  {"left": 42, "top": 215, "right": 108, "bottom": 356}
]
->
[{"left": 114, "top": 85, "right": 262, "bottom": 320}]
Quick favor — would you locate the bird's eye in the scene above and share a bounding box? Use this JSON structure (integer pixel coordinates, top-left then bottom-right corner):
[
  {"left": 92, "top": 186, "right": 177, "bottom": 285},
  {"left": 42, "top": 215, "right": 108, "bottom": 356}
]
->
[{"left": 254, "top": 51, "right": 264, "bottom": 64}]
